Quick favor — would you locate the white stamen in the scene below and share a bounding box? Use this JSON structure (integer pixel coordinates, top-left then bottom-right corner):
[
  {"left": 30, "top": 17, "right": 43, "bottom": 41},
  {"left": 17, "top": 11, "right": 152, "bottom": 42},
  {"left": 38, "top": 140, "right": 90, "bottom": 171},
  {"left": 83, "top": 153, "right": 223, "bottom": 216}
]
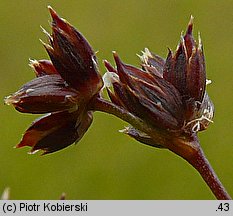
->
[
  {"left": 194, "top": 101, "right": 202, "bottom": 106},
  {"left": 144, "top": 48, "right": 153, "bottom": 58},
  {"left": 136, "top": 53, "right": 144, "bottom": 63},
  {"left": 206, "top": 79, "right": 212, "bottom": 85},
  {"left": 192, "top": 121, "right": 200, "bottom": 133},
  {"left": 102, "top": 72, "right": 119, "bottom": 89},
  {"left": 203, "top": 105, "right": 214, "bottom": 120},
  {"left": 137, "top": 48, "right": 153, "bottom": 64},
  {"left": 185, "top": 114, "right": 214, "bottom": 133}
]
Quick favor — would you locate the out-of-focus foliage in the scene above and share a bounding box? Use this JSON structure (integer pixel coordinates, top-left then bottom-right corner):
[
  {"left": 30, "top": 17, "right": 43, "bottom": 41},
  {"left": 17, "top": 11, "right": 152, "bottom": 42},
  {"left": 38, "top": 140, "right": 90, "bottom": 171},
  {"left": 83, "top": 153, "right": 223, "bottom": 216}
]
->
[{"left": 0, "top": 0, "right": 232, "bottom": 199}]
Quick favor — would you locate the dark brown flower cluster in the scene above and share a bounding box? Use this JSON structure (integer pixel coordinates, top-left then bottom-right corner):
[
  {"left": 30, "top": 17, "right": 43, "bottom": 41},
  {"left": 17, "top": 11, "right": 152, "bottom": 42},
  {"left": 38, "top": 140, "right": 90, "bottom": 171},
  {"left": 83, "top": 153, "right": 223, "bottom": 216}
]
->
[
  {"left": 5, "top": 8, "right": 213, "bottom": 155},
  {"left": 103, "top": 17, "right": 214, "bottom": 148},
  {"left": 5, "top": 7, "right": 103, "bottom": 154},
  {"left": 6, "top": 8, "right": 233, "bottom": 201}
]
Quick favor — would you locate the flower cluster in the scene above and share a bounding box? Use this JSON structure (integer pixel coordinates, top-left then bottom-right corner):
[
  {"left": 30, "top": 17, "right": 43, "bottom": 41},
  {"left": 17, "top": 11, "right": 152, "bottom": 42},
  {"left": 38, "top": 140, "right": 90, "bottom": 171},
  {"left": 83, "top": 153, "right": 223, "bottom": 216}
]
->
[
  {"left": 5, "top": 8, "right": 213, "bottom": 154},
  {"left": 103, "top": 17, "right": 214, "bottom": 148},
  {"left": 6, "top": 8, "right": 233, "bottom": 201},
  {"left": 5, "top": 7, "right": 103, "bottom": 154}
]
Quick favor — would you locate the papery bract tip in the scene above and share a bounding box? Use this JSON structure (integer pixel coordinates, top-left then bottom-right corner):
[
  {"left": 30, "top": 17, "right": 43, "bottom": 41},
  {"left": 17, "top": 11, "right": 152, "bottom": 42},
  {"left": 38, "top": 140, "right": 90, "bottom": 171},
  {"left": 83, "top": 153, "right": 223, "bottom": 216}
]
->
[
  {"left": 187, "top": 15, "right": 194, "bottom": 35},
  {"left": 48, "top": 6, "right": 59, "bottom": 21}
]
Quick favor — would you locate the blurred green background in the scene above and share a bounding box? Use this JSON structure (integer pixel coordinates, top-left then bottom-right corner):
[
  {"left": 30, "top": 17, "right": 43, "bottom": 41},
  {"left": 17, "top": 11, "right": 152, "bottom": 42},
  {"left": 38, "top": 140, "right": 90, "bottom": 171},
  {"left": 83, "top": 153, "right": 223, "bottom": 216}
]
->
[{"left": 1, "top": 0, "right": 232, "bottom": 199}]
